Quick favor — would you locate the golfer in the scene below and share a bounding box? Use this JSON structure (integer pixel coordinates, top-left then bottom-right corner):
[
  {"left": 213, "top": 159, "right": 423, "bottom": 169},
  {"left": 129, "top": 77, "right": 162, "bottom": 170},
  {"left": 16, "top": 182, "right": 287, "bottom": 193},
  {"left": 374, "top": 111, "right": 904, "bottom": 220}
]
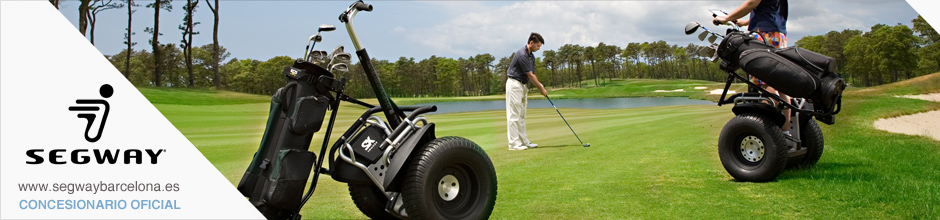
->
[
  {"left": 506, "top": 32, "right": 548, "bottom": 151},
  {"left": 714, "top": 0, "right": 796, "bottom": 139}
]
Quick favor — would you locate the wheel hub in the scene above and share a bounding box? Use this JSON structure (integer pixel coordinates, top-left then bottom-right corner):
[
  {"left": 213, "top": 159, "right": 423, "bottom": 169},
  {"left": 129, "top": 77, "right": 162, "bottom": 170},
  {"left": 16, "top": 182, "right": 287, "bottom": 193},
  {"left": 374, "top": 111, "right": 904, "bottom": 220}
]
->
[
  {"left": 740, "top": 135, "right": 765, "bottom": 162},
  {"left": 437, "top": 174, "right": 459, "bottom": 201}
]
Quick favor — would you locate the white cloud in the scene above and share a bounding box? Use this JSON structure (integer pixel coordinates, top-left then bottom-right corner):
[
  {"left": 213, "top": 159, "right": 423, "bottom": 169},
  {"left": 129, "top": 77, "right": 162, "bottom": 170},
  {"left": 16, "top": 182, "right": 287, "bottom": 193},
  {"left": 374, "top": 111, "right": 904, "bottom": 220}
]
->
[
  {"left": 398, "top": 0, "right": 916, "bottom": 59},
  {"left": 788, "top": 1, "right": 867, "bottom": 34},
  {"left": 403, "top": 1, "right": 720, "bottom": 57}
]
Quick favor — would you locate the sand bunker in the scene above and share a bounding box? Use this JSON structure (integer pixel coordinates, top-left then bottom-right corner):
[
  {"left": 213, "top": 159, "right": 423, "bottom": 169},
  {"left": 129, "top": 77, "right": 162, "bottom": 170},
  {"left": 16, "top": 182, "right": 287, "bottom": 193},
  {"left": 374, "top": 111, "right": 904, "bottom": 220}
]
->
[
  {"left": 896, "top": 93, "right": 940, "bottom": 102},
  {"left": 874, "top": 93, "right": 940, "bottom": 141},
  {"left": 709, "top": 89, "right": 734, "bottom": 95}
]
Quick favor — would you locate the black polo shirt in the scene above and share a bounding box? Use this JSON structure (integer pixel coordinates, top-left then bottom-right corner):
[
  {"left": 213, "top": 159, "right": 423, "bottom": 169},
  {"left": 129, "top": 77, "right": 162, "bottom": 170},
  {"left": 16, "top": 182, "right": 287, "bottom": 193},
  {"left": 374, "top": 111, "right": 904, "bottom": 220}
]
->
[{"left": 507, "top": 46, "right": 535, "bottom": 84}]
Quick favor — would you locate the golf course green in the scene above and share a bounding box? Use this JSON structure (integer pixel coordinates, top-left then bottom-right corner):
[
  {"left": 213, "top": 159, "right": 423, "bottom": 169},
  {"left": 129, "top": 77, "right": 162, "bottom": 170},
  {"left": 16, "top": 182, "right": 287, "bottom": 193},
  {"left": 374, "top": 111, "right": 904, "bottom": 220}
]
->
[{"left": 145, "top": 76, "right": 939, "bottom": 219}]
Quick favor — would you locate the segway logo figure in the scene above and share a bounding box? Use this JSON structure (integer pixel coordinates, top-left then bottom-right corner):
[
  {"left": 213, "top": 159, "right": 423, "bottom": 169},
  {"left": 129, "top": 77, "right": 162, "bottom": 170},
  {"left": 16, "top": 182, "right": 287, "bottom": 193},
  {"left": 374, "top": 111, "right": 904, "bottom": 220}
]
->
[
  {"left": 69, "top": 84, "right": 113, "bottom": 143},
  {"left": 361, "top": 136, "right": 376, "bottom": 152}
]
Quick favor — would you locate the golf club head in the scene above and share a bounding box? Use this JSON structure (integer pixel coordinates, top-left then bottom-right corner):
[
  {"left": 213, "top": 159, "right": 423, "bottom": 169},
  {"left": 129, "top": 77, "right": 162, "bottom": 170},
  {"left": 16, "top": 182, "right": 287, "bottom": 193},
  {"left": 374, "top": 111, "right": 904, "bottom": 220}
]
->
[
  {"left": 330, "top": 52, "right": 352, "bottom": 64},
  {"left": 706, "top": 45, "right": 719, "bottom": 62},
  {"left": 698, "top": 31, "right": 709, "bottom": 41},
  {"left": 708, "top": 35, "right": 718, "bottom": 44},
  {"left": 330, "top": 63, "right": 349, "bottom": 73},
  {"left": 317, "top": 51, "right": 329, "bottom": 63},
  {"left": 684, "top": 22, "right": 701, "bottom": 35},
  {"left": 584, "top": 143, "right": 590, "bottom": 147},
  {"left": 309, "top": 34, "right": 323, "bottom": 43},
  {"left": 308, "top": 50, "right": 328, "bottom": 63},
  {"left": 331, "top": 45, "right": 345, "bottom": 56},
  {"left": 318, "top": 24, "right": 336, "bottom": 32},
  {"left": 697, "top": 48, "right": 710, "bottom": 57}
]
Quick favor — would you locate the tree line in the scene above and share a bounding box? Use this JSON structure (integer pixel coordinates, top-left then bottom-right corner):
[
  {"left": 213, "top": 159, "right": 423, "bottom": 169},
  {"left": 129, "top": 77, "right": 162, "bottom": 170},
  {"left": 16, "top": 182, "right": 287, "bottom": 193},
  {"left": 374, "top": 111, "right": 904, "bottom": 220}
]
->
[
  {"left": 53, "top": 0, "right": 224, "bottom": 90},
  {"left": 797, "top": 16, "right": 939, "bottom": 87},
  {"left": 58, "top": 0, "right": 937, "bottom": 98}
]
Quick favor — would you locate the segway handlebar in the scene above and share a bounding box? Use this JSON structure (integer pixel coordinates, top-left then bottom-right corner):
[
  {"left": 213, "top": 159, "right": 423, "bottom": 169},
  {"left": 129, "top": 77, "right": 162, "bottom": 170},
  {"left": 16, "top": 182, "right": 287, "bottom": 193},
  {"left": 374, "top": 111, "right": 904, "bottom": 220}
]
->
[
  {"left": 340, "top": 0, "right": 372, "bottom": 51},
  {"left": 355, "top": 1, "right": 372, "bottom": 11}
]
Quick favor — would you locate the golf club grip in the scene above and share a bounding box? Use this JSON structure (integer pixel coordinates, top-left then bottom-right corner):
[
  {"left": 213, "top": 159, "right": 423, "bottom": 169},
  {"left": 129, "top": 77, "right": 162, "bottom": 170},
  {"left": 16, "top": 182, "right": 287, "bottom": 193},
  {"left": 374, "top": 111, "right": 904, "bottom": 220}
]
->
[{"left": 355, "top": 2, "right": 372, "bottom": 11}]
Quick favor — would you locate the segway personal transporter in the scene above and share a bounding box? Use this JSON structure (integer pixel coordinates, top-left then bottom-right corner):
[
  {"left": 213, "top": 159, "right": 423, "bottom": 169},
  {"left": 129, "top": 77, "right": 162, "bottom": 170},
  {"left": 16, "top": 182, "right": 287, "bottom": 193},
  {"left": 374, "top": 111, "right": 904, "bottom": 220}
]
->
[
  {"left": 236, "top": 1, "right": 497, "bottom": 219},
  {"left": 684, "top": 9, "right": 846, "bottom": 182}
]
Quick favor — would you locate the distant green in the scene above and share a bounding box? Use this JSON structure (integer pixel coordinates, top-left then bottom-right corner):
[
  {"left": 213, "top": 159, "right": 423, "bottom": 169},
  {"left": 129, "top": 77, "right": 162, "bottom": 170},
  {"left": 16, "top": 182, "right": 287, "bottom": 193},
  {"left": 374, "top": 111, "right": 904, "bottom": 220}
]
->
[{"left": 148, "top": 75, "right": 940, "bottom": 219}]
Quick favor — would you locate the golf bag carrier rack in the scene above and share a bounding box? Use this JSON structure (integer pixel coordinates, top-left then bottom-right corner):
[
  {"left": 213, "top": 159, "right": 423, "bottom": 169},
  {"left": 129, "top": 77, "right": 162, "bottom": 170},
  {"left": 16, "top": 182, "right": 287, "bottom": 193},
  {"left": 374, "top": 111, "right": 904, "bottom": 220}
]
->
[
  {"left": 237, "top": 1, "right": 497, "bottom": 219},
  {"left": 713, "top": 31, "right": 845, "bottom": 125},
  {"left": 236, "top": 56, "right": 444, "bottom": 220},
  {"left": 684, "top": 9, "right": 846, "bottom": 182}
]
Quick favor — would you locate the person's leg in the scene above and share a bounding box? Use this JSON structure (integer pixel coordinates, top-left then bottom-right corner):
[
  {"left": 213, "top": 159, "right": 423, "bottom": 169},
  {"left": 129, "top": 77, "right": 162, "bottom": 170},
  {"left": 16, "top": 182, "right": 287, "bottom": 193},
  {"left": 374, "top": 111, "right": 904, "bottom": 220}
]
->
[
  {"left": 757, "top": 31, "right": 793, "bottom": 135},
  {"left": 763, "top": 85, "right": 791, "bottom": 134},
  {"left": 506, "top": 79, "right": 526, "bottom": 150},
  {"left": 769, "top": 32, "right": 792, "bottom": 135},
  {"left": 520, "top": 84, "right": 533, "bottom": 147}
]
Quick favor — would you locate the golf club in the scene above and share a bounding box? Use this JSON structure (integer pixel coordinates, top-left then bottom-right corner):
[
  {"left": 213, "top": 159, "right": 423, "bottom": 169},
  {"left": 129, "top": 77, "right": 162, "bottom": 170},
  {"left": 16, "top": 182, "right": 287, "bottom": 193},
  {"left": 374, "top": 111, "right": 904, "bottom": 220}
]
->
[{"left": 546, "top": 97, "right": 590, "bottom": 147}]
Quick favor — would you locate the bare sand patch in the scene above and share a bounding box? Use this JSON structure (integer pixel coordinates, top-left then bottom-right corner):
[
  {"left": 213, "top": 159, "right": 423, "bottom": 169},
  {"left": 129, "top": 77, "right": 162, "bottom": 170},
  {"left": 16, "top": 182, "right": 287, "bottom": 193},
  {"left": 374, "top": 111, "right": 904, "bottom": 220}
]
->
[
  {"left": 709, "top": 89, "right": 734, "bottom": 95},
  {"left": 874, "top": 93, "right": 940, "bottom": 141},
  {"left": 896, "top": 93, "right": 940, "bottom": 102}
]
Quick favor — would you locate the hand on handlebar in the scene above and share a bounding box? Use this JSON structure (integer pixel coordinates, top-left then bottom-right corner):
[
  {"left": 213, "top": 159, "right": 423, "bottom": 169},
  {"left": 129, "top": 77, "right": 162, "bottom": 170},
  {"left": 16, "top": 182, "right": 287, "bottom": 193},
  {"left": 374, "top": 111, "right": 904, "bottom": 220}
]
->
[
  {"left": 713, "top": 16, "right": 728, "bottom": 25},
  {"left": 713, "top": 16, "right": 742, "bottom": 26}
]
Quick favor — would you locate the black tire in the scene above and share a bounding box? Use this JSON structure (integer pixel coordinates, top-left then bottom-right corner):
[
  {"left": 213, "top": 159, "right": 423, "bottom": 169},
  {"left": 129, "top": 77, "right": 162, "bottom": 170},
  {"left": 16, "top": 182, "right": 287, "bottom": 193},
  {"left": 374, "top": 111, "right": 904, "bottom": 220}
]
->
[
  {"left": 718, "top": 113, "right": 789, "bottom": 182},
  {"left": 796, "top": 119, "right": 824, "bottom": 168},
  {"left": 349, "top": 183, "right": 397, "bottom": 220},
  {"left": 402, "top": 136, "right": 497, "bottom": 220}
]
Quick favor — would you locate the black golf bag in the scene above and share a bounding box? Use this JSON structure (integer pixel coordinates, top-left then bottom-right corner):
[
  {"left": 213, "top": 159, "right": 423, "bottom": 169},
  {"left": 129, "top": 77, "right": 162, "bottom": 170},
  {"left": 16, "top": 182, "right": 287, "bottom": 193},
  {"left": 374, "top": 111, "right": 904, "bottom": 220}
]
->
[
  {"left": 237, "top": 60, "right": 335, "bottom": 219},
  {"left": 717, "top": 32, "right": 845, "bottom": 114}
]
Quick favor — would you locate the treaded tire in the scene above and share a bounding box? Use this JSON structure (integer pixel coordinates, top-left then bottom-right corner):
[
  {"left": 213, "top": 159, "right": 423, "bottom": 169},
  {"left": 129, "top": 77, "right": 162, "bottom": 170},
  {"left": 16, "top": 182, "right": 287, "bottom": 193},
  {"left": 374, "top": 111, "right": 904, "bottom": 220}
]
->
[
  {"left": 718, "top": 113, "right": 788, "bottom": 182},
  {"left": 796, "top": 119, "right": 824, "bottom": 168},
  {"left": 402, "top": 136, "right": 497, "bottom": 220},
  {"left": 349, "top": 183, "right": 397, "bottom": 220}
]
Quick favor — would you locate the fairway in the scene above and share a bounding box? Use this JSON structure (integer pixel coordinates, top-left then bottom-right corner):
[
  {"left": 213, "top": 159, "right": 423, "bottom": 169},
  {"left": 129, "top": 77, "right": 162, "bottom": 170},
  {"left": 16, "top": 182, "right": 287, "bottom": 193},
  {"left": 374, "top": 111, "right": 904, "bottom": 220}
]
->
[{"left": 148, "top": 77, "right": 940, "bottom": 219}]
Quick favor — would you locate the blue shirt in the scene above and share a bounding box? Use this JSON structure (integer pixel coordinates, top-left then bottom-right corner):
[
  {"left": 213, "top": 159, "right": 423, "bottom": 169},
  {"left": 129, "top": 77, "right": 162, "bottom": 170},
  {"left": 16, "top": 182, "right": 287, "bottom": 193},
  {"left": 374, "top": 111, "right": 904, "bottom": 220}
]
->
[
  {"left": 748, "top": 0, "right": 788, "bottom": 34},
  {"left": 507, "top": 46, "right": 535, "bottom": 84}
]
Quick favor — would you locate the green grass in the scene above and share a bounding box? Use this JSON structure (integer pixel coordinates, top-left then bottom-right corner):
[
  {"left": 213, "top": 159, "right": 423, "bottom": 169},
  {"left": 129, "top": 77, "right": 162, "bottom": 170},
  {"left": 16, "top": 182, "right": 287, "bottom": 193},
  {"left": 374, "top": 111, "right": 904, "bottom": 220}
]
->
[
  {"left": 146, "top": 75, "right": 940, "bottom": 219},
  {"left": 138, "top": 86, "right": 272, "bottom": 105}
]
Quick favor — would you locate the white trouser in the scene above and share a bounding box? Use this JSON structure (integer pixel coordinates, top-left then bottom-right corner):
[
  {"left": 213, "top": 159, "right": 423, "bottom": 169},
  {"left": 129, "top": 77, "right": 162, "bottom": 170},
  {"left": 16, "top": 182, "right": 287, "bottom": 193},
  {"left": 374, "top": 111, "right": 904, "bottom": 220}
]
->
[{"left": 506, "top": 78, "right": 530, "bottom": 148}]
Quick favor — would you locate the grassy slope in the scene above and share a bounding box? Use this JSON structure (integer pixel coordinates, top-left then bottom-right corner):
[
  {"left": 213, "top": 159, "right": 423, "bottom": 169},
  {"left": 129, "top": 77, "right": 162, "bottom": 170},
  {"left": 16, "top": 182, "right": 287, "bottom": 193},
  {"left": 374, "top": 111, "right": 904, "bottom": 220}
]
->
[{"left": 147, "top": 75, "right": 940, "bottom": 219}]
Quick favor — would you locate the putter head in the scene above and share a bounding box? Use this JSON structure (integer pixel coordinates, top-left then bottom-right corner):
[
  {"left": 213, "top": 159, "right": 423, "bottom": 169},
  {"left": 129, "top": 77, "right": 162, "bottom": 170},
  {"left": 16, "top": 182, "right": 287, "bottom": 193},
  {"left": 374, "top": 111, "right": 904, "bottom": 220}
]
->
[
  {"left": 685, "top": 22, "right": 701, "bottom": 35},
  {"left": 318, "top": 24, "right": 336, "bottom": 32},
  {"left": 330, "top": 63, "right": 349, "bottom": 73},
  {"left": 584, "top": 143, "right": 590, "bottom": 147}
]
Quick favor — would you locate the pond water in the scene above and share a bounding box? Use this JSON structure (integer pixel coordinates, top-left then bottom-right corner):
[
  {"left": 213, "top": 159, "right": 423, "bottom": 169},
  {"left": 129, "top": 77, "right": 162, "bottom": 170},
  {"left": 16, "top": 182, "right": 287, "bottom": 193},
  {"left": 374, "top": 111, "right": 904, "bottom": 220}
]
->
[{"left": 416, "top": 97, "right": 715, "bottom": 114}]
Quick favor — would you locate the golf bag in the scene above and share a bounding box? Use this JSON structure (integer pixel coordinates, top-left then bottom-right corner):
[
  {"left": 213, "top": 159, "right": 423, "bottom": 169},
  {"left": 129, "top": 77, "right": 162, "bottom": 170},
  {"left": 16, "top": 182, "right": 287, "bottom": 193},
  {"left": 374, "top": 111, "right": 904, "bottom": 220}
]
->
[
  {"left": 237, "top": 60, "right": 335, "bottom": 219},
  {"left": 717, "top": 32, "right": 845, "bottom": 114}
]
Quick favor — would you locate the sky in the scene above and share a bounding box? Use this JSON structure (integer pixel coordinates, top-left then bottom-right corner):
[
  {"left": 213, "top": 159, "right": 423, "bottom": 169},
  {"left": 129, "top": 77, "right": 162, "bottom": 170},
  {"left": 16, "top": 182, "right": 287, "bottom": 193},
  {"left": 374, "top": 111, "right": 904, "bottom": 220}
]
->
[{"left": 58, "top": 0, "right": 928, "bottom": 63}]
